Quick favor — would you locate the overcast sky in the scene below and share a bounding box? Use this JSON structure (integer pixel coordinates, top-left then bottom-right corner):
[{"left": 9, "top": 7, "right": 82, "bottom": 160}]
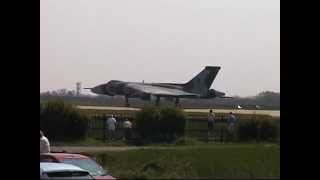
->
[{"left": 40, "top": 0, "right": 279, "bottom": 97}]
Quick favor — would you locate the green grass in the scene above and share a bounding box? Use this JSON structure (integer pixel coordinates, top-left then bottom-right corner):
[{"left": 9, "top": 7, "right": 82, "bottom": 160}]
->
[{"left": 89, "top": 143, "right": 279, "bottom": 179}]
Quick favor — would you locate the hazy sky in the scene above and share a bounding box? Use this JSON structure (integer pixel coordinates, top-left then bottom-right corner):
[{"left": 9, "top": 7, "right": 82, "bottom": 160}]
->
[{"left": 40, "top": 0, "right": 279, "bottom": 97}]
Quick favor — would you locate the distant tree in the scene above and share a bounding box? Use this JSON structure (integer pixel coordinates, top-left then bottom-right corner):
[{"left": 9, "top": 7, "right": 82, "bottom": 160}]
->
[
  {"left": 56, "top": 89, "right": 68, "bottom": 96},
  {"left": 253, "top": 91, "right": 280, "bottom": 107},
  {"left": 67, "top": 90, "right": 76, "bottom": 97}
]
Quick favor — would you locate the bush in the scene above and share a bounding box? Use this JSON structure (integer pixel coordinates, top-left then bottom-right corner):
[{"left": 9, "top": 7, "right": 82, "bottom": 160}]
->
[
  {"left": 40, "top": 100, "right": 88, "bottom": 141},
  {"left": 237, "top": 119, "right": 278, "bottom": 142},
  {"left": 135, "top": 106, "right": 161, "bottom": 143},
  {"left": 237, "top": 120, "right": 257, "bottom": 141},
  {"left": 159, "top": 107, "right": 186, "bottom": 141},
  {"left": 135, "top": 106, "right": 187, "bottom": 143},
  {"left": 259, "top": 120, "right": 278, "bottom": 141}
]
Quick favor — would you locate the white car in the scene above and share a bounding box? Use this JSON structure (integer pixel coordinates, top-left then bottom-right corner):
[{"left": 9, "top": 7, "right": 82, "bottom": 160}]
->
[{"left": 40, "top": 162, "right": 93, "bottom": 179}]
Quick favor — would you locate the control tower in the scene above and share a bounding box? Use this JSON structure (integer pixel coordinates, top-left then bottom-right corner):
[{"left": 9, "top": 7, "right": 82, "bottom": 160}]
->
[{"left": 76, "top": 82, "right": 81, "bottom": 96}]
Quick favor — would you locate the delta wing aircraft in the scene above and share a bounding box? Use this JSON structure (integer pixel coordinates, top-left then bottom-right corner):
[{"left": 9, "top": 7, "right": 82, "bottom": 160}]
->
[{"left": 85, "top": 66, "right": 230, "bottom": 107}]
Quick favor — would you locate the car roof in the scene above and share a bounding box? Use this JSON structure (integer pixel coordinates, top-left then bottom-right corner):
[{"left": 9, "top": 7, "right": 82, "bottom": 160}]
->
[
  {"left": 41, "top": 153, "right": 89, "bottom": 160},
  {"left": 40, "top": 162, "right": 88, "bottom": 173}
]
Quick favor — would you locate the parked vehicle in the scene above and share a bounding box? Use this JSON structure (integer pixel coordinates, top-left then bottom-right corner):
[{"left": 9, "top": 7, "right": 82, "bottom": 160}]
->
[
  {"left": 40, "top": 153, "right": 115, "bottom": 180},
  {"left": 40, "top": 162, "right": 93, "bottom": 179}
]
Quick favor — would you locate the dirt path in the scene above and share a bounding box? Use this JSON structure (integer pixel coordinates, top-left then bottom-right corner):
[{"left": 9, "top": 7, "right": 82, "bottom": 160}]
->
[
  {"left": 51, "top": 143, "right": 276, "bottom": 153},
  {"left": 51, "top": 146, "right": 146, "bottom": 153}
]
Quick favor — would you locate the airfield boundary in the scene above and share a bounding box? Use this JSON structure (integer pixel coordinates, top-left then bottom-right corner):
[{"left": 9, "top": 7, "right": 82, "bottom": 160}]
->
[
  {"left": 84, "top": 114, "right": 279, "bottom": 143},
  {"left": 77, "top": 105, "right": 280, "bottom": 117}
]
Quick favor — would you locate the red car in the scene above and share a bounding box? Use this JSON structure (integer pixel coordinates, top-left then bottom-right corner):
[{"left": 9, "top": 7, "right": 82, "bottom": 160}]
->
[{"left": 40, "top": 153, "right": 115, "bottom": 180}]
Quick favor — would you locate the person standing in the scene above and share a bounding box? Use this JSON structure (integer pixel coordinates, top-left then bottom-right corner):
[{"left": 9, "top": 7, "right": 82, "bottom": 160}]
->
[
  {"left": 40, "top": 130, "right": 50, "bottom": 153},
  {"left": 123, "top": 118, "right": 133, "bottom": 141},
  {"left": 207, "top": 109, "right": 215, "bottom": 142},
  {"left": 106, "top": 115, "right": 117, "bottom": 142},
  {"left": 227, "top": 112, "right": 237, "bottom": 141}
]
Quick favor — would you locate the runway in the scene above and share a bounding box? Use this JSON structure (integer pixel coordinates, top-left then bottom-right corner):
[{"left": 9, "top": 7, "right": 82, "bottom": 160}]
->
[{"left": 77, "top": 105, "right": 280, "bottom": 117}]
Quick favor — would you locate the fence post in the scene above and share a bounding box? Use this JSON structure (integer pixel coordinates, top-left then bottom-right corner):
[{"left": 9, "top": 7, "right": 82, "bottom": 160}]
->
[
  {"left": 221, "top": 116, "right": 225, "bottom": 143},
  {"left": 102, "top": 115, "right": 106, "bottom": 142},
  {"left": 219, "top": 127, "right": 222, "bottom": 142},
  {"left": 86, "top": 118, "right": 90, "bottom": 139},
  {"left": 257, "top": 125, "right": 261, "bottom": 143}
]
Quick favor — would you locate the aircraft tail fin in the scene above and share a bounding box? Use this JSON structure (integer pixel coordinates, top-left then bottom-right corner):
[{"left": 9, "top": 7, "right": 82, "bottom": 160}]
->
[{"left": 183, "top": 66, "right": 221, "bottom": 94}]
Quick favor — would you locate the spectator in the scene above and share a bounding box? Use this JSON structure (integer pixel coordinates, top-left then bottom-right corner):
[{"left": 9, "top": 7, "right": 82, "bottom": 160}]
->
[
  {"left": 227, "top": 112, "right": 237, "bottom": 141},
  {"left": 40, "top": 130, "right": 50, "bottom": 153},
  {"left": 207, "top": 109, "right": 215, "bottom": 142},
  {"left": 106, "top": 115, "right": 117, "bottom": 142},
  {"left": 123, "top": 118, "right": 133, "bottom": 141}
]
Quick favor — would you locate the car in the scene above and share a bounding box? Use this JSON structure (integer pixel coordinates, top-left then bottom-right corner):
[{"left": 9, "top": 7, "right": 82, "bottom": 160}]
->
[
  {"left": 40, "top": 153, "right": 115, "bottom": 180},
  {"left": 40, "top": 162, "right": 93, "bottom": 179}
]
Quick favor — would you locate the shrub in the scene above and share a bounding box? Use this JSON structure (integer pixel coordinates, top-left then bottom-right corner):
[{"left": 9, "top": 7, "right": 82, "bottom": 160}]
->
[
  {"left": 40, "top": 100, "right": 88, "bottom": 141},
  {"left": 237, "top": 119, "right": 278, "bottom": 142},
  {"left": 259, "top": 120, "right": 278, "bottom": 141},
  {"left": 135, "top": 106, "right": 161, "bottom": 142},
  {"left": 135, "top": 106, "right": 187, "bottom": 143},
  {"left": 237, "top": 120, "right": 258, "bottom": 141},
  {"left": 159, "top": 107, "right": 186, "bottom": 142}
]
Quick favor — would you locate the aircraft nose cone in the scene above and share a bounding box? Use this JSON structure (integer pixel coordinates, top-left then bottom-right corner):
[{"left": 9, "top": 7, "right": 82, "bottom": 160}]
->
[{"left": 92, "top": 85, "right": 104, "bottom": 94}]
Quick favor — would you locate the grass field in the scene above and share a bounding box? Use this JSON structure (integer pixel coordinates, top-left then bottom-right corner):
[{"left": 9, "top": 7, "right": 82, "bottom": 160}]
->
[{"left": 89, "top": 143, "right": 279, "bottom": 179}]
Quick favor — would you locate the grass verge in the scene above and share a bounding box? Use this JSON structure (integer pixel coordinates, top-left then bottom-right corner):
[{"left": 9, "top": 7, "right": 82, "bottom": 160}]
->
[{"left": 89, "top": 143, "right": 279, "bottom": 179}]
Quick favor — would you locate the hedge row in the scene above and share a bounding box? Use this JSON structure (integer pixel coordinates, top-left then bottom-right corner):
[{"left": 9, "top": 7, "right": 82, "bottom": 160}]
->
[
  {"left": 40, "top": 100, "right": 88, "bottom": 141},
  {"left": 237, "top": 119, "right": 279, "bottom": 142},
  {"left": 135, "top": 106, "right": 187, "bottom": 143}
]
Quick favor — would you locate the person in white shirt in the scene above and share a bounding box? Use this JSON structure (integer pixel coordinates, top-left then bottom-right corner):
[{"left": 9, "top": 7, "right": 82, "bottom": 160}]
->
[
  {"left": 227, "top": 112, "right": 237, "bottom": 141},
  {"left": 106, "top": 115, "right": 117, "bottom": 142},
  {"left": 123, "top": 118, "right": 132, "bottom": 141},
  {"left": 40, "top": 130, "right": 50, "bottom": 153}
]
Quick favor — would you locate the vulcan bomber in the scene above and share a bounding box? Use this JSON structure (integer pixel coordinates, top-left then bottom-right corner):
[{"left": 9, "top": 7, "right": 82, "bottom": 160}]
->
[{"left": 85, "top": 66, "right": 230, "bottom": 107}]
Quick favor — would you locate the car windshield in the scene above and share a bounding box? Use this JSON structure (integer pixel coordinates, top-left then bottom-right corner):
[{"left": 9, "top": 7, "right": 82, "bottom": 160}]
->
[
  {"left": 46, "top": 171, "right": 93, "bottom": 179},
  {"left": 62, "top": 159, "right": 108, "bottom": 176}
]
